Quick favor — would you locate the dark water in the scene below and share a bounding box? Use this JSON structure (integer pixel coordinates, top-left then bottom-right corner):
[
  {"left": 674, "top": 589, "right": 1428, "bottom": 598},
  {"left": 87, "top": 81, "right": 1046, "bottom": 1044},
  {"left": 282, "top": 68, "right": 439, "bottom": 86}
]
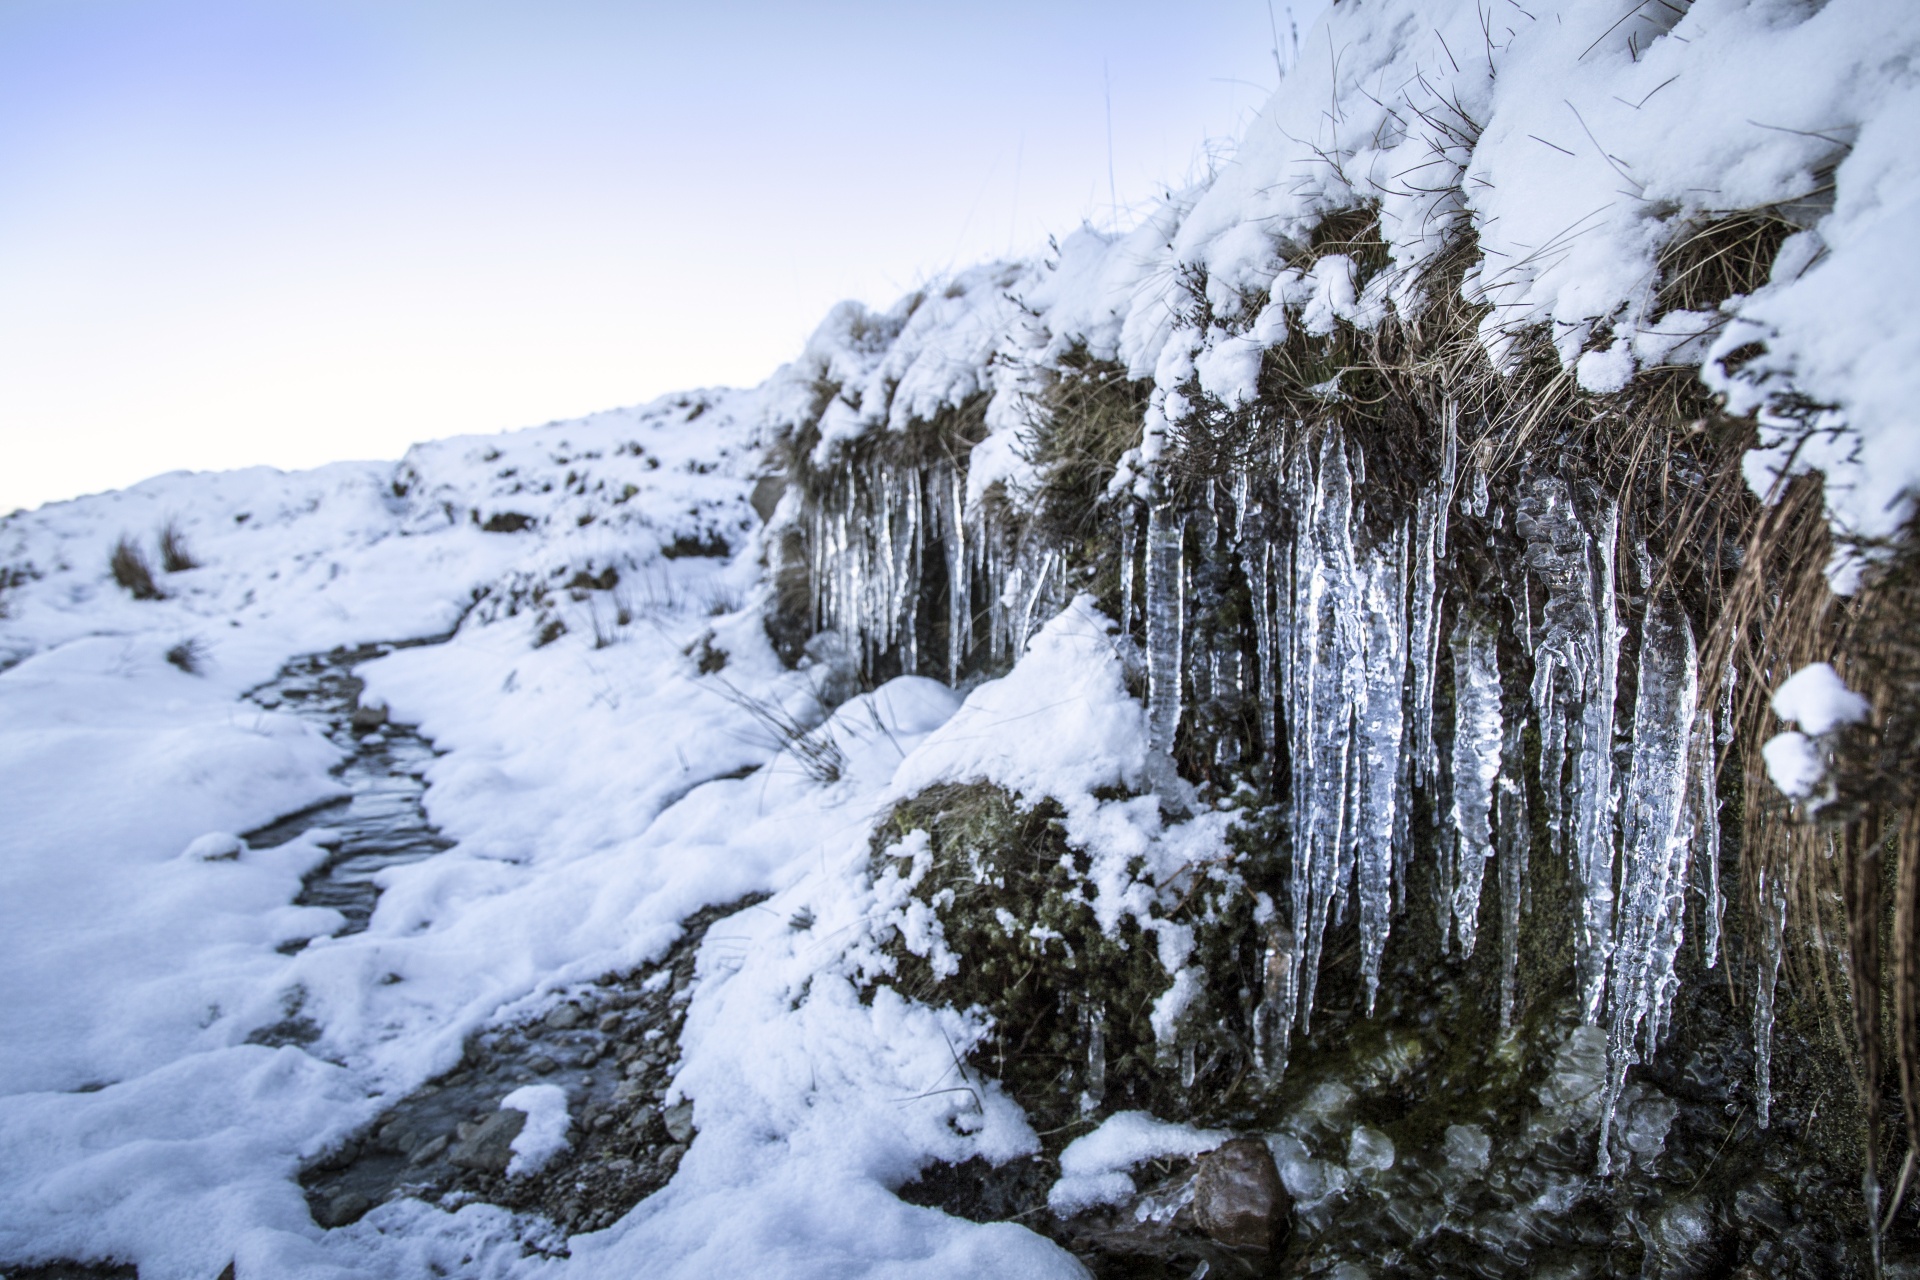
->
[{"left": 242, "top": 640, "right": 453, "bottom": 937}]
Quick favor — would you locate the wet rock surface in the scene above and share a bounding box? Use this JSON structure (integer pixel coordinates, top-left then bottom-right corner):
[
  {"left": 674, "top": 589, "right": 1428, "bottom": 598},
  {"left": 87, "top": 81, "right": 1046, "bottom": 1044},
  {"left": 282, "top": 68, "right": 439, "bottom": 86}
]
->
[
  {"left": 1192, "top": 1139, "right": 1286, "bottom": 1250},
  {"left": 300, "top": 896, "right": 762, "bottom": 1238}
]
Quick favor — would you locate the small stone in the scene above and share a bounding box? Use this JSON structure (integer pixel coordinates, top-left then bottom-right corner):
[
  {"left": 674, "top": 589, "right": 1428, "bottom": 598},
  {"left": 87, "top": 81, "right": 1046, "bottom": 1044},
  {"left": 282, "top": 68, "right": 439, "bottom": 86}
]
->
[
  {"left": 448, "top": 1109, "right": 528, "bottom": 1174},
  {"left": 661, "top": 1142, "right": 687, "bottom": 1165},
  {"left": 527, "top": 1055, "right": 558, "bottom": 1075},
  {"left": 349, "top": 704, "right": 388, "bottom": 732},
  {"left": 662, "top": 1101, "right": 695, "bottom": 1144},
  {"left": 319, "top": 1190, "right": 373, "bottom": 1228},
  {"left": 592, "top": 1113, "right": 615, "bottom": 1132},
  {"left": 597, "top": 1011, "right": 625, "bottom": 1033},
  {"left": 408, "top": 1134, "right": 451, "bottom": 1166},
  {"left": 544, "top": 1004, "right": 585, "bottom": 1031},
  {"left": 1192, "top": 1138, "right": 1288, "bottom": 1251}
]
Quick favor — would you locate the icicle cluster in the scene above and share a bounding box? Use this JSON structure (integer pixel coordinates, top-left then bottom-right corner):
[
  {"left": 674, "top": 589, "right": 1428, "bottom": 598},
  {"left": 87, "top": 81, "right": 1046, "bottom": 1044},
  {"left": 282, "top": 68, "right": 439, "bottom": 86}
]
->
[
  {"left": 1129, "top": 433, "right": 1728, "bottom": 1165},
  {"left": 806, "top": 394, "right": 1741, "bottom": 1170},
  {"left": 806, "top": 452, "right": 1067, "bottom": 681}
]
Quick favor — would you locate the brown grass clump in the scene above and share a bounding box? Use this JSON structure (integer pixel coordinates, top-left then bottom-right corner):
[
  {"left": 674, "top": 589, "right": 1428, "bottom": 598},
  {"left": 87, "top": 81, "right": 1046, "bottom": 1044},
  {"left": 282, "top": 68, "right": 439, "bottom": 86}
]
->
[
  {"left": 109, "top": 536, "right": 163, "bottom": 600},
  {"left": 158, "top": 520, "right": 198, "bottom": 573}
]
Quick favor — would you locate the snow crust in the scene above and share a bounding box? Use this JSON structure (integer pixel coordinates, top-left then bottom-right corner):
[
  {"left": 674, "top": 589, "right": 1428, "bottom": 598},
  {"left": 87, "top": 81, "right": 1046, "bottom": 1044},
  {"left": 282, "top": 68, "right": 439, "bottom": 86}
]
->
[
  {"left": 500, "top": 1086, "right": 571, "bottom": 1178},
  {"left": 1047, "top": 1111, "right": 1227, "bottom": 1216}
]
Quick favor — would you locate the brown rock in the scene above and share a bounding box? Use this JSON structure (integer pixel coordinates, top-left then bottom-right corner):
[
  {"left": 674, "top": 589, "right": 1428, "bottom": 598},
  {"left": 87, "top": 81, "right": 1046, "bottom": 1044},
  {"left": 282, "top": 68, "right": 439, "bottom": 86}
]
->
[{"left": 1191, "top": 1138, "right": 1288, "bottom": 1250}]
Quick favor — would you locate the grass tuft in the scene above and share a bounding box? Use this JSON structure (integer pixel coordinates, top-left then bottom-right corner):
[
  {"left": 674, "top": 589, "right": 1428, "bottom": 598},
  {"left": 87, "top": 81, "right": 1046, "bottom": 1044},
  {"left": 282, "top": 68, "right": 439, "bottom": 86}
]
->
[
  {"left": 109, "top": 537, "right": 164, "bottom": 600},
  {"left": 164, "top": 638, "right": 206, "bottom": 674},
  {"left": 158, "top": 520, "right": 199, "bottom": 573}
]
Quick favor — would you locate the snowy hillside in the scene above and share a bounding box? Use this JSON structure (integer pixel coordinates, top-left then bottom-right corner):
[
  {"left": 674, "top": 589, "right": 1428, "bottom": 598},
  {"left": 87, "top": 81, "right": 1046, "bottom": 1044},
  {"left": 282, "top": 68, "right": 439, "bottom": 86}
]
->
[{"left": 4, "top": 1, "right": 1920, "bottom": 1277}]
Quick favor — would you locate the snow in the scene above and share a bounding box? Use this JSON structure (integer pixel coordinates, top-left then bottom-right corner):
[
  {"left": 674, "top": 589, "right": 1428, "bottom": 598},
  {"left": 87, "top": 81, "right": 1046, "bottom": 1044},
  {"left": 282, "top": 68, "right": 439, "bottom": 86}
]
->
[
  {"left": 1769, "top": 662, "right": 1871, "bottom": 736},
  {"left": 1763, "top": 730, "right": 1826, "bottom": 800},
  {"left": 1047, "top": 1111, "right": 1227, "bottom": 1216},
  {"left": 500, "top": 1086, "right": 570, "bottom": 1178},
  {"left": 1762, "top": 663, "right": 1870, "bottom": 800}
]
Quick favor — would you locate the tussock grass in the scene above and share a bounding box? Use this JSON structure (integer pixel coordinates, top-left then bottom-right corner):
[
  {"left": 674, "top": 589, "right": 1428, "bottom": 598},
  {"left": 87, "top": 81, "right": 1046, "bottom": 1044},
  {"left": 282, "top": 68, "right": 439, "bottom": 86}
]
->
[
  {"left": 164, "top": 638, "right": 206, "bottom": 674},
  {"left": 158, "top": 520, "right": 198, "bottom": 573},
  {"left": 109, "top": 536, "right": 163, "bottom": 601}
]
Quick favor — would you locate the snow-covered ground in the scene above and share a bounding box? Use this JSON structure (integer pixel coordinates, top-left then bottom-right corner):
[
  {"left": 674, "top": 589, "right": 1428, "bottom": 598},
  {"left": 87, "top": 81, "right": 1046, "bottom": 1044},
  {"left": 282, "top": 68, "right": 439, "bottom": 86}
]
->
[{"left": 3, "top": 0, "right": 1917, "bottom": 1275}]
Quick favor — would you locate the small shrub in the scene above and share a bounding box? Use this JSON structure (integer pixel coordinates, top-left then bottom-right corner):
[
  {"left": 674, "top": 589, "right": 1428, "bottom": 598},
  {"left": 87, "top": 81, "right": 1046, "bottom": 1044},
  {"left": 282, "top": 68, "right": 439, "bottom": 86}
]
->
[
  {"left": 164, "top": 638, "right": 206, "bottom": 674},
  {"left": 482, "top": 512, "right": 534, "bottom": 533},
  {"left": 158, "top": 520, "right": 198, "bottom": 572},
  {"left": 534, "top": 616, "right": 567, "bottom": 648},
  {"left": 109, "top": 537, "right": 163, "bottom": 600}
]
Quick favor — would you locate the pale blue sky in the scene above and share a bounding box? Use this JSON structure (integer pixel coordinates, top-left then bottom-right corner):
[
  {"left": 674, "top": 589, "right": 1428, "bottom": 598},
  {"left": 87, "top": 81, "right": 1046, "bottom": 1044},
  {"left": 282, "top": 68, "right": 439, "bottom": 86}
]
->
[{"left": 0, "top": 1, "right": 1314, "bottom": 512}]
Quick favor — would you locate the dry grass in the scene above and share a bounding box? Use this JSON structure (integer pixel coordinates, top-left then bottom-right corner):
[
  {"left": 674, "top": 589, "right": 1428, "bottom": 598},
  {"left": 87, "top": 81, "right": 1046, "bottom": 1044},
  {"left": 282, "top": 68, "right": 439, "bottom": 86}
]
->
[
  {"left": 158, "top": 520, "right": 198, "bottom": 573},
  {"left": 109, "top": 536, "right": 163, "bottom": 601}
]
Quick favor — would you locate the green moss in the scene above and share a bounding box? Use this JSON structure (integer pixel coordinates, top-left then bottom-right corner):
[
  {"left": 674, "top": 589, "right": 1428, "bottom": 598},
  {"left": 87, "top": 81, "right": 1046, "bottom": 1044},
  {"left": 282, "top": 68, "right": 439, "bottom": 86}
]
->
[{"left": 871, "top": 783, "right": 1269, "bottom": 1148}]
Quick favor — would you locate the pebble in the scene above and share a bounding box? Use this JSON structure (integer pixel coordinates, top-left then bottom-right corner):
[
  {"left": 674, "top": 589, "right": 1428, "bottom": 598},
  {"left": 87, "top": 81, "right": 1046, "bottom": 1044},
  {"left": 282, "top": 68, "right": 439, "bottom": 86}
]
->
[
  {"left": 662, "top": 1101, "right": 695, "bottom": 1145},
  {"left": 449, "top": 1109, "right": 527, "bottom": 1174},
  {"left": 1192, "top": 1138, "right": 1288, "bottom": 1251},
  {"left": 409, "top": 1135, "right": 450, "bottom": 1166},
  {"left": 544, "top": 1004, "right": 585, "bottom": 1031},
  {"left": 320, "top": 1190, "right": 373, "bottom": 1228},
  {"left": 527, "top": 1055, "right": 558, "bottom": 1075}
]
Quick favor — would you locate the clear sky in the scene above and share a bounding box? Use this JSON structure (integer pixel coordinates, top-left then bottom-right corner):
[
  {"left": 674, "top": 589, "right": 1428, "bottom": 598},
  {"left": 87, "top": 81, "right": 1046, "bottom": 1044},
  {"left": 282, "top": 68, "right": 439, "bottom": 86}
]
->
[{"left": 0, "top": 1, "right": 1314, "bottom": 513}]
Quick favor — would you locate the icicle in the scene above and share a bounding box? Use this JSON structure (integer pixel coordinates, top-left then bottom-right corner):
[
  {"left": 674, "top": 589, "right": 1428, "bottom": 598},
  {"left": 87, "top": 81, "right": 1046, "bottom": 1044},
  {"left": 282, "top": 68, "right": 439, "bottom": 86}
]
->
[
  {"left": 1144, "top": 487, "right": 1186, "bottom": 757},
  {"left": 1356, "top": 525, "right": 1408, "bottom": 1013},
  {"left": 1496, "top": 711, "right": 1530, "bottom": 1031},
  {"left": 1695, "top": 704, "right": 1724, "bottom": 972},
  {"left": 1517, "top": 474, "right": 1621, "bottom": 1025},
  {"left": 1253, "top": 919, "right": 1297, "bottom": 1083},
  {"left": 1179, "top": 1040, "right": 1198, "bottom": 1090},
  {"left": 1595, "top": 592, "right": 1696, "bottom": 1178},
  {"left": 1448, "top": 610, "right": 1503, "bottom": 959},
  {"left": 1754, "top": 862, "right": 1788, "bottom": 1130},
  {"left": 1288, "top": 433, "right": 1362, "bottom": 1034},
  {"left": 946, "top": 468, "right": 970, "bottom": 683},
  {"left": 1119, "top": 502, "right": 1139, "bottom": 643},
  {"left": 1085, "top": 1005, "right": 1108, "bottom": 1104},
  {"left": 1406, "top": 403, "right": 1457, "bottom": 793}
]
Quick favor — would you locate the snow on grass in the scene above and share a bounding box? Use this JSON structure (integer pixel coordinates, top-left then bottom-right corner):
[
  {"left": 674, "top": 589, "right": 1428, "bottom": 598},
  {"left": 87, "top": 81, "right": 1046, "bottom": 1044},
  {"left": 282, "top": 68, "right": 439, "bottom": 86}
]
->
[{"left": 1770, "top": 662, "right": 1871, "bottom": 736}]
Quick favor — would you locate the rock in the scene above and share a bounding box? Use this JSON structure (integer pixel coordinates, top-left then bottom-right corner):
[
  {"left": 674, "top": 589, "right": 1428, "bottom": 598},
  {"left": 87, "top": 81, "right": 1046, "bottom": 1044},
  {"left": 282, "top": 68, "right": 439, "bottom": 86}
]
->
[
  {"left": 597, "top": 1011, "right": 625, "bottom": 1033},
  {"left": 408, "top": 1134, "right": 450, "bottom": 1166},
  {"left": 544, "top": 1004, "right": 585, "bottom": 1031},
  {"left": 318, "top": 1189, "right": 373, "bottom": 1228},
  {"left": 349, "top": 703, "right": 388, "bottom": 733},
  {"left": 527, "top": 1054, "right": 558, "bottom": 1075},
  {"left": 1191, "top": 1138, "right": 1288, "bottom": 1251},
  {"left": 663, "top": 1101, "right": 695, "bottom": 1144},
  {"left": 750, "top": 473, "right": 787, "bottom": 523},
  {"left": 448, "top": 1108, "right": 527, "bottom": 1174}
]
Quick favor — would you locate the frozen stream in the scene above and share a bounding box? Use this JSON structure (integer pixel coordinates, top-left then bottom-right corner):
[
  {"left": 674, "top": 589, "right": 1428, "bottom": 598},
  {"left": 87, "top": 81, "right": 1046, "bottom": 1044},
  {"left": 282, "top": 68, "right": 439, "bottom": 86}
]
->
[{"left": 242, "top": 638, "right": 453, "bottom": 937}]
